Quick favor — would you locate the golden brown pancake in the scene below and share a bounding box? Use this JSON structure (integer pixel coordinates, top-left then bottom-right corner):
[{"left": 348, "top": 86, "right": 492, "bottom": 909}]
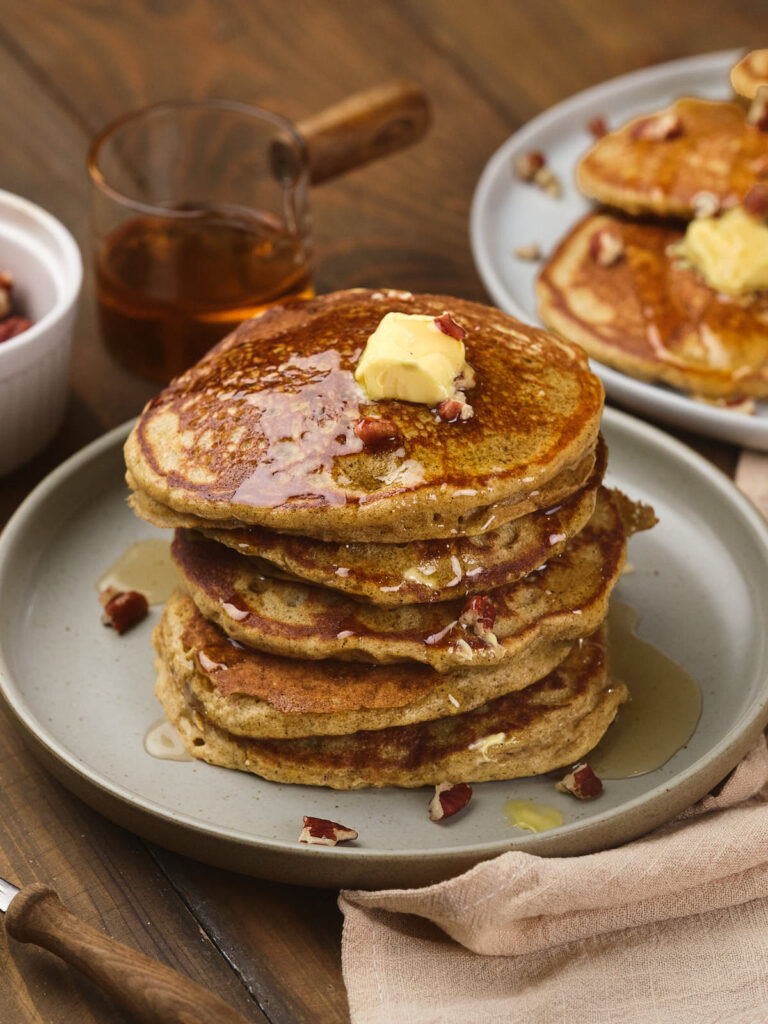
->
[
  {"left": 177, "top": 437, "right": 605, "bottom": 606},
  {"left": 577, "top": 98, "right": 768, "bottom": 218},
  {"left": 125, "top": 289, "right": 603, "bottom": 543},
  {"left": 128, "top": 441, "right": 599, "bottom": 543},
  {"left": 731, "top": 50, "right": 768, "bottom": 100},
  {"left": 155, "top": 625, "right": 626, "bottom": 788},
  {"left": 171, "top": 487, "right": 639, "bottom": 671},
  {"left": 154, "top": 591, "right": 574, "bottom": 738},
  {"left": 537, "top": 210, "right": 768, "bottom": 399}
]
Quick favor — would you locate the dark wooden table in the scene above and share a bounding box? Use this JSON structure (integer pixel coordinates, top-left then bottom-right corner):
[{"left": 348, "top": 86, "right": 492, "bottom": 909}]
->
[{"left": 0, "top": 2, "right": 758, "bottom": 1020}]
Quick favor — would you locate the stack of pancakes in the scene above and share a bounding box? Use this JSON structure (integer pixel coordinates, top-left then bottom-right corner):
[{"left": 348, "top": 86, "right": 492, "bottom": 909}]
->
[
  {"left": 537, "top": 51, "right": 768, "bottom": 402},
  {"left": 125, "top": 288, "right": 652, "bottom": 789}
]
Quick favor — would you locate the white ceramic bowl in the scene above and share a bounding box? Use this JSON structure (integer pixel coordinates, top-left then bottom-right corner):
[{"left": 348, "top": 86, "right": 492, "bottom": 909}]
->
[{"left": 0, "top": 190, "right": 82, "bottom": 476}]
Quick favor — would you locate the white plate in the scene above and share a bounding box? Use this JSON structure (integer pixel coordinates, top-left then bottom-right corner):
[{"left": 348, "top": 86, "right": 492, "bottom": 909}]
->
[
  {"left": 1, "top": 411, "right": 768, "bottom": 889},
  {"left": 470, "top": 49, "right": 768, "bottom": 451}
]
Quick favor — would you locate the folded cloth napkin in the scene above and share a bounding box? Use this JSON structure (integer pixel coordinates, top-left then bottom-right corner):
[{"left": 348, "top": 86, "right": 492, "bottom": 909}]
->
[{"left": 340, "top": 736, "right": 768, "bottom": 1024}]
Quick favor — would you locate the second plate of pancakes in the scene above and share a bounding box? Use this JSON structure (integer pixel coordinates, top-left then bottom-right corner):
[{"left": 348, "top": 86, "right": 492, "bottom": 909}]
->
[
  {"left": 1, "top": 407, "right": 767, "bottom": 889},
  {"left": 470, "top": 48, "right": 768, "bottom": 451}
]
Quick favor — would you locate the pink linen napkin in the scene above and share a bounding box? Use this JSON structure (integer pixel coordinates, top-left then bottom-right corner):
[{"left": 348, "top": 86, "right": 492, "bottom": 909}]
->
[{"left": 340, "top": 736, "right": 768, "bottom": 1024}]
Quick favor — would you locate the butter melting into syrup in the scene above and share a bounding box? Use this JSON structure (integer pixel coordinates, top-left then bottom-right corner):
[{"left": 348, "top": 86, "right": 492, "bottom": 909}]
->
[
  {"left": 144, "top": 719, "right": 193, "bottom": 762},
  {"left": 504, "top": 800, "right": 564, "bottom": 833}
]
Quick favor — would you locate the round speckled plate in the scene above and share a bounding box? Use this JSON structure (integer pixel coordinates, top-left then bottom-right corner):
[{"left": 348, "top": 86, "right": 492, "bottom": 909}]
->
[
  {"left": 470, "top": 49, "right": 768, "bottom": 451},
  {"left": 1, "top": 409, "right": 768, "bottom": 889}
]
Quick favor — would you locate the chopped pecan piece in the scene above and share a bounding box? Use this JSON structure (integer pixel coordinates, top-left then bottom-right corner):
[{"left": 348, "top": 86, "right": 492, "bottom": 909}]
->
[
  {"left": 0, "top": 316, "right": 33, "bottom": 343},
  {"left": 99, "top": 587, "right": 149, "bottom": 634},
  {"left": 691, "top": 191, "right": 720, "bottom": 219},
  {"left": 437, "top": 397, "right": 464, "bottom": 422},
  {"left": 353, "top": 416, "right": 399, "bottom": 448},
  {"left": 513, "top": 243, "right": 543, "bottom": 261},
  {"left": 0, "top": 270, "right": 12, "bottom": 318},
  {"left": 433, "top": 312, "right": 466, "bottom": 340},
  {"left": 298, "top": 816, "right": 358, "bottom": 846},
  {"left": 747, "top": 85, "right": 768, "bottom": 132},
  {"left": 197, "top": 650, "right": 227, "bottom": 674},
  {"left": 454, "top": 363, "right": 476, "bottom": 390},
  {"left": 587, "top": 114, "right": 608, "bottom": 138},
  {"left": 556, "top": 762, "right": 603, "bottom": 799},
  {"left": 429, "top": 781, "right": 472, "bottom": 822},
  {"left": 514, "top": 149, "right": 545, "bottom": 181},
  {"left": 724, "top": 396, "right": 756, "bottom": 415},
  {"left": 533, "top": 165, "right": 562, "bottom": 198},
  {"left": 744, "top": 183, "right": 768, "bottom": 217},
  {"left": 459, "top": 595, "right": 496, "bottom": 635},
  {"left": 589, "top": 229, "right": 624, "bottom": 267},
  {"left": 630, "top": 112, "right": 683, "bottom": 141}
]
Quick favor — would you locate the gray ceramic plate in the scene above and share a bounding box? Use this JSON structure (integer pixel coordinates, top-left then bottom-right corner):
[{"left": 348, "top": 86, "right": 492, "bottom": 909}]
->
[
  {"left": 1, "top": 408, "right": 768, "bottom": 889},
  {"left": 470, "top": 49, "right": 768, "bottom": 451}
]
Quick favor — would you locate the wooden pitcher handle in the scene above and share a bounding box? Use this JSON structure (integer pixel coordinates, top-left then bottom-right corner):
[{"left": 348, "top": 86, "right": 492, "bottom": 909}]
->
[
  {"left": 6, "top": 883, "right": 253, "bottom": 1024},
  {"left": 297, "top": 80, "right": 430, "bottom": 185}
]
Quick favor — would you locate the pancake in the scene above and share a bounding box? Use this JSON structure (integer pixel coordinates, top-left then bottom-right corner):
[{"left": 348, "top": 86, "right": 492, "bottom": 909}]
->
[
  {"left": 180, "top": 435, "right": 605, "bottom": 606},
  {"left": 154, "top": 591, "right": 574, "bottom": 738},
  {"left": 171, "top": 487, "right": 645, "bottom": 671},
  {"left": 577, "top": 98, "right": 768, "bottom": 218},
  {"left": 537, "top": 210, "right": 768, "bottom": 399},
  {"left": 155, "top": 624, "right": 626, "bottom": 788},
  {"left": 125, "top": 288, "right": 603, "bottom": 543},
  {"left": 731, "top": 50, "right": 768, "bottom": 101},
  {"left": 127, "top": 439, "right": 598, "bottom": 542}
]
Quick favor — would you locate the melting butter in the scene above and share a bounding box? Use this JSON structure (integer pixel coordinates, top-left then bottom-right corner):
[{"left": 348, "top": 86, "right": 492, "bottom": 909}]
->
[
  {"left": 680, "top": 206, "right": 768, "bottom": 294},
  {"left": 504, "top": 799, "right": 564, "bottom": 833},
  {"left": 97, "top": 539, "right": 178, "bottom": 605},
  {"left": 468, "top": 732, "right": 506, "bottom": 759},
  {"left": 144, "top": 719, "right": 193, "bottom": 761},
  {"left": 589, "top": 601, "right": 702, "bottom": 779},
  {"left": 354, "top": 312, "right": 465, "bottom": 404}
]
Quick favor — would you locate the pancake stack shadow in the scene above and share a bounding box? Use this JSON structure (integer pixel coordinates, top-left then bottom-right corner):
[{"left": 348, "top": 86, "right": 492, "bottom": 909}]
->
[{"left": 125, "top": 289, "right": 654, "bottom": 790}]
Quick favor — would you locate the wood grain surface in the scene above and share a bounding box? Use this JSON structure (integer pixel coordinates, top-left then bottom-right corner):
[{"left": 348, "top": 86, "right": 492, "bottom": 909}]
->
[{"left": 0, "top": 2, "right": 762, "bottom": 1021}]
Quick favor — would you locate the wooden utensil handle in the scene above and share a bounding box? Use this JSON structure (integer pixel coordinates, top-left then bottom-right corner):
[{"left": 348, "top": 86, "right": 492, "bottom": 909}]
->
[
  {"left": 6, "top": 883, "right": 253, "bottom": 1024},
  {"left": 298, "top": 80, "right": 430, "bottom": 184}
]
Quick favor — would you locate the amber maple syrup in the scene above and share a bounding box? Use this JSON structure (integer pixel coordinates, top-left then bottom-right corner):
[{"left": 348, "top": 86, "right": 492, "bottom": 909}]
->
[
  {"left": 589, "top": 600, "right": 702, "bottom": 778},
  {"left": 96, "top": 209, "right": 313, "bottom": 383},
  {"left": 96, "top": 538, "right": 178, "bottom": 606},
  {"left": 503, "top": 601, "right": 703, "bottom": 833}
]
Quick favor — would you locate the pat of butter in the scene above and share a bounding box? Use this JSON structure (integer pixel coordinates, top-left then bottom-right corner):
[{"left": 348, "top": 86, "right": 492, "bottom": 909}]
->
[
  {"left": 355, "top": 312, "right": 465, "bottom": 405},
  {"left": 680, "top": 206, "right": 768, "bottom": 294}
]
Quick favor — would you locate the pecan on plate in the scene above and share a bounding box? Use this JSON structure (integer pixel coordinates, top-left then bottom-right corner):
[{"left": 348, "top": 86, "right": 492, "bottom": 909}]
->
[{"left": 429, "top": 781, "right": 473, "bottom": 822}]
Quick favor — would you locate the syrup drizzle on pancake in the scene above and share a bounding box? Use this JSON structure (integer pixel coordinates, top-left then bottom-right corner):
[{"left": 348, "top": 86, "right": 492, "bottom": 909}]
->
[{"left": 230, "top": 349, "right": 366, "bottom": 508}]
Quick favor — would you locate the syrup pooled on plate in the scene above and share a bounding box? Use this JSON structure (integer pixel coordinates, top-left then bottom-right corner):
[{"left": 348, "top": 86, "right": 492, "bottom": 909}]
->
[
  {"left": 96, "top": 538, "right": 178, "bottom": 606},
  {"left": 504, "top": 799, "right": 564, "bottom": 833},
  {"left": 589, "top": 599, "right": 702, "bottom": 778},
  {"left": 144, "top": 719, "right": 194, "bottom": 762}
]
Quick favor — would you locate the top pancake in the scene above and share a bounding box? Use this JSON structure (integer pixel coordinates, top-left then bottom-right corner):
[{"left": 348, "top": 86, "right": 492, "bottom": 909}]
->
[
  {"left": 577, "top": 98, "right": 768, "bottom": 218},
  {"left": 731, "top": 50, "right": 768, "bottom": 100},
  {"left": 125, "top": 289, "right": 603, "bottom": 543}
]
